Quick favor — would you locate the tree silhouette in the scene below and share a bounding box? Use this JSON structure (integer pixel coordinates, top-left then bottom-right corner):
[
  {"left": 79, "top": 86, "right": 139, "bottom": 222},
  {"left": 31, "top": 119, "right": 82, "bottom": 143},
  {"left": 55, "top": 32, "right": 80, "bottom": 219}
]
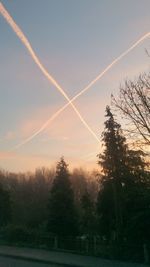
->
[
  {"left": 0, "top": 183, "right": 11, "bottom": 226},
  {"left": 80, "top": 191, "right": 97, "bottom": 236},
  {"left": 47, "top": 157, "right": 78, "bottom": 236},
  {"left": 112, "top": 72, "right": 150, "bottom": 146},
  {"left": 97, "top": 106, "right": 149, "bottom": 242}
]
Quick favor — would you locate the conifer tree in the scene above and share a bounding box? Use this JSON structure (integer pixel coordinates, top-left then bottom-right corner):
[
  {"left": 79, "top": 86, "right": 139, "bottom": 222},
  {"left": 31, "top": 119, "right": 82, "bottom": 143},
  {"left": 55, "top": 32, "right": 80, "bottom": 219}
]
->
[
  {"left": 80, "top": 191, "right": 96, "bottom": 236},
  {"left": 47, "top": 157, "right": 78, "bottom": 236},
  {"left": 97, "top": 106, "right": 127, "bottom": 240},
  {"left": 97, "top": 106, "right": 148, "bottom": 242}
]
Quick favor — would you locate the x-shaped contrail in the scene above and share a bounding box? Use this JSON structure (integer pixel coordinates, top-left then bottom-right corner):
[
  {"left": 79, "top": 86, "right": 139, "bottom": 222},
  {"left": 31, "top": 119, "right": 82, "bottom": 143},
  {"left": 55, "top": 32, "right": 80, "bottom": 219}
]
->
[{"left": 0, "top": 2, "right": 150, "bottom": 151}]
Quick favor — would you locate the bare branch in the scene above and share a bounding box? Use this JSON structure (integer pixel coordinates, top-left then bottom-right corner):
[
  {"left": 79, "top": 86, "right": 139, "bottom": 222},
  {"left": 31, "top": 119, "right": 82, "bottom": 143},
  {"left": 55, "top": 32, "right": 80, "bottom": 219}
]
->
[{"left": 112, "top": 71, "right": 150, "bottom": 147}]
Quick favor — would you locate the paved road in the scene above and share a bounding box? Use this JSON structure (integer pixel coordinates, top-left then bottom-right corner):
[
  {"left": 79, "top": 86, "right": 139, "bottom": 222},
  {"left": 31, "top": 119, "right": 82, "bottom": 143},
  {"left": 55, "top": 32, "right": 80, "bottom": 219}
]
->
[
  {"left": 0, "top": 256, "right": 67, "bottom": 267},
  {"left": 0, "top": 246, "right": 146, "bottom": 267}
]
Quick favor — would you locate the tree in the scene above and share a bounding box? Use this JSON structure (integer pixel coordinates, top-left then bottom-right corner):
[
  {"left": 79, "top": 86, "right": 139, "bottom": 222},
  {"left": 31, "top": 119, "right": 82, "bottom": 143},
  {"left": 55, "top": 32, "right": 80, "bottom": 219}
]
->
[
  {"left": 112, "top": 72, "right": 150, "bottom": 146},
  {"left": 97, "top": 106, "right": 148, "bottom": 242},
  {"left": 71, "top": 168, "right": 87, "bottom": 206},
  {"left": 47, "top": 157, "right": 78, "bottom": 236},
  {"left": 97, "top": 179, "right": 116, "bottom": 239},
  {"left": 97, "top": 106, "right": 128, "bottom": 241},
  {"left": 80, "top": 191, "right": 97, "bottom": 236},
  {"left": 9, "top": 168, "right": 54, "bottom": 228},
  {"left": 0, "top": 183, "right": 11, "bottom": 226}
]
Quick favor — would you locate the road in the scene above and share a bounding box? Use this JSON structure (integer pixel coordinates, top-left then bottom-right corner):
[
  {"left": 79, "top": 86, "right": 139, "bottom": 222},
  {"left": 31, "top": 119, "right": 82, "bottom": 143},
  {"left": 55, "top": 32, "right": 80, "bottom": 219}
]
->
[
  {"left": 0, "top": 256, "right": 67, "bottom": 267},
  {"left": 0, "top": 246, "right": 146, "bottom": 267}
]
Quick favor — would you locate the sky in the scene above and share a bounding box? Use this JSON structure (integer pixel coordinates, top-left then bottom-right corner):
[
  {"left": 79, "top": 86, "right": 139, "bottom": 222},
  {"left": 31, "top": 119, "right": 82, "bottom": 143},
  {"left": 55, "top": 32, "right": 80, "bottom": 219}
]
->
[{"left": 0, "top": 0, "right": 150, "bottom": 172}]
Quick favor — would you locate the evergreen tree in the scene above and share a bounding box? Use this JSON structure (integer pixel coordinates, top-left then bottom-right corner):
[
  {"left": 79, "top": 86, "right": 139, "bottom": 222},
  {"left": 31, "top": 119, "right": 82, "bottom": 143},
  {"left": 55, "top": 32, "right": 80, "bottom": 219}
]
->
[
  {"left": 97, "top": 106, "right": 148, "bottom": 242},
  {"left": 80, "top": 191, "right": 96, "bottom": 236},
  {"left": 47, "top": 157, "right": 78, "bottom": 236},
  {"left": 97, "top": 106, "right": 128, "bottom": 240}
]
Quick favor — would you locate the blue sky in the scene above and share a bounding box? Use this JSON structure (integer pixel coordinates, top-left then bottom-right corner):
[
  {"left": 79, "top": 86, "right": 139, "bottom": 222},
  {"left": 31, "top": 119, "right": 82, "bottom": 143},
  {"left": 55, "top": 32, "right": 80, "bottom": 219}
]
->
[{"left": 0, "top": 0, "right": 149, "bottom": 171}]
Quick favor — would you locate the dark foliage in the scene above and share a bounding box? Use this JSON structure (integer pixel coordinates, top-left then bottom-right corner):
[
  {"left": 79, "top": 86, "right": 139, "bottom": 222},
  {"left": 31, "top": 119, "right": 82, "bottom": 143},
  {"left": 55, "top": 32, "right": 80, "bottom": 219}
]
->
[
  {"left": 97, "top": 106, "right": 149, "bottom": 243},
  {"left": 47, "top": 157, "right": 79, "bottom": 236},
  {"left": 0, "top": 183, "right": 11, "bottom": 226}
]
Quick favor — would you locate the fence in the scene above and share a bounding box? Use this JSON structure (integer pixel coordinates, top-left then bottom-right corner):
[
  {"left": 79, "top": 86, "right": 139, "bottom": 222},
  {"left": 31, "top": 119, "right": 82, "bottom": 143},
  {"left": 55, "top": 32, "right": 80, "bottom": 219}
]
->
[
  {"left": 0, "top": 228, "right": 149, "bottom": 264},
  {"left": 40, "top": 236, "right": 149, "bottom": 263}
]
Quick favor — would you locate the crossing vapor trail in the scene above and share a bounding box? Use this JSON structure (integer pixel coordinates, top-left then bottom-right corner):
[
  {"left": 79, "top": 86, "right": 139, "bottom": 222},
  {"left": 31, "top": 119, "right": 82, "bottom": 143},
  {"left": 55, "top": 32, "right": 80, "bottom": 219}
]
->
[
  {"left": 13, "top": 32, "right": 150, "bottom": 150},
  {"left": 0, "top": 2, "right": 149, "bottom": 150},
  {"left": 0, "top": 2, "right": 100, "bottom": 144}
]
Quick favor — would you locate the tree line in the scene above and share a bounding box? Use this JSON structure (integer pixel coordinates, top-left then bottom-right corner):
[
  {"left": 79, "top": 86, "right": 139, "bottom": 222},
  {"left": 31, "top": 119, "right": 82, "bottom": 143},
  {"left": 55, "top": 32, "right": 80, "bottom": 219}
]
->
[{"left": 0, "top": 166, "right": 98, "bottom": 233}]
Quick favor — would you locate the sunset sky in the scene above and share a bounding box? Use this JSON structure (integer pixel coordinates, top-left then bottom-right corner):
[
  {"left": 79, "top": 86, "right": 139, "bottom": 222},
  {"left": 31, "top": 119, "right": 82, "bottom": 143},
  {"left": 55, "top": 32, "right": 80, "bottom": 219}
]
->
[{"left": 0, "top": 0, "right": 149, "bottom": 172}]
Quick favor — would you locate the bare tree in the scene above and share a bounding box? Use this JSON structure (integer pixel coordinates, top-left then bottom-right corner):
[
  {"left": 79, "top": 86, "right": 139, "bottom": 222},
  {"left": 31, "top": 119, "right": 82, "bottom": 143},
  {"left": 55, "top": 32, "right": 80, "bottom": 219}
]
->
[{"left": 112, "top": 72, "right": 150, "bottom": 147}]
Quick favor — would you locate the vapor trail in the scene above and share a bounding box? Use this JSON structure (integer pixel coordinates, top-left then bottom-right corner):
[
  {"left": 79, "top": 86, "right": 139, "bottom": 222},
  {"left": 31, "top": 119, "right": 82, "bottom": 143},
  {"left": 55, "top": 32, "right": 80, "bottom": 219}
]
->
[
  {"left": 0, "top": 2, "right": 100, "bottom": 144},
  {"left": 12, "top": 32, "right": 150, "bottom": 150},
  {"left": 1, "top": 2, "right": 149, "bottom": 150}
]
